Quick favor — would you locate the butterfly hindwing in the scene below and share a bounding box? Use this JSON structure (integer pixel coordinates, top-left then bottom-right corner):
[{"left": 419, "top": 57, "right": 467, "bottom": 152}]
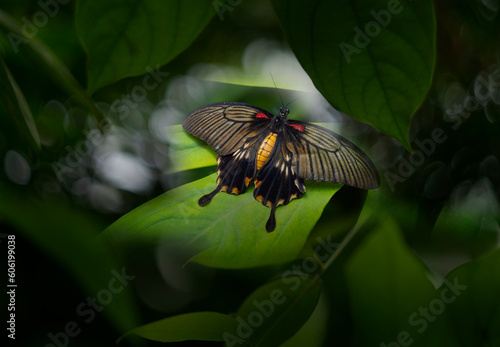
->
[
  {"left": 182, "top": 102, "right": 273, "bottom": 155},
  {"left": 198, "top": 134, "right": 264, "bottom": 206},
  {"left": 285, "top": 121, "right": 380, "bottom": 189},
  {"left": 253, "top": 132, "right": 305, "bottom": 232}
]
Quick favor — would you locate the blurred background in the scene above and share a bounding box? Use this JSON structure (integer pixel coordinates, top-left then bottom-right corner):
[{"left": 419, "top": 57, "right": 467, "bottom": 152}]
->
[{"left": 0, "top": 0, "right": 499, "bottom": 345}]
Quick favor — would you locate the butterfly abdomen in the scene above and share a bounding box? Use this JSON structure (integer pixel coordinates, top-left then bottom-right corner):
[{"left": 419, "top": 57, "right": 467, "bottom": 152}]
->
[{"left": 256, "top": 132, "right": 277, "bottom": 170}]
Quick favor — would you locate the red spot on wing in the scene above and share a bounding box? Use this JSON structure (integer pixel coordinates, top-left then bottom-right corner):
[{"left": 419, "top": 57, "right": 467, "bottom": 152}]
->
[
  {"left": 288, "top": 123, "right": 305, "bottom": 132},
  {"left": 255, "top": 112, "right": 270, "bottom": 119}
]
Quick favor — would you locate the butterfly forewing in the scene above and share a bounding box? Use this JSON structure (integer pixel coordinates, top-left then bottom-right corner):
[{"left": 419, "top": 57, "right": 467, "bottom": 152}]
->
[
  {"left": 182, "top": 102, "right": 272, "bottom": 155},
  {"left": 285, "top": 122, "right": 380, "bottom": 189}
]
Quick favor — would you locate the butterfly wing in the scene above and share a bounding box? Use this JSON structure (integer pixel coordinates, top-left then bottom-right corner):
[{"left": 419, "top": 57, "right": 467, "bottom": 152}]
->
[
  {"left": 182, "top": 102, "right": 273, "bottom": 155},
  {"left": 285, "top": 122, "right": 380, "bottom": 189},
  {"left": 198, "top": 134, "right": 265, "bottom": 206},
  {"left": 253, "top": 132, "right": 306, "bottom": 232}
]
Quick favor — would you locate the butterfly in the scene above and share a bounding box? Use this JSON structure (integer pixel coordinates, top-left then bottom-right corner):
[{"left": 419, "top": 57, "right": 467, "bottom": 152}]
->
[{"left": 182, "top": 102, "right": 380, "bottom": 232}]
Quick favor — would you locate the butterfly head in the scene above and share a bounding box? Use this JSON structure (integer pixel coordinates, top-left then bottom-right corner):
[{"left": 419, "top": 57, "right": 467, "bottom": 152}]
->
[
  {"left": 270, "top": 107, "right": 290, "bottom": 131},
  {"left": 278, "top": 107, "right": 290, "bottom": 119}
]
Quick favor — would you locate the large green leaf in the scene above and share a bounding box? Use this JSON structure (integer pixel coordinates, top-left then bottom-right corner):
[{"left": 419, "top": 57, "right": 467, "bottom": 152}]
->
[
  {"left": 270, "top": 0, "right": 436, "bottom": 149},
  {"left": 165, "top": 125, "right": 216, "bottom": 174},
  {"left": 280, "top": 290, "right": 328, "bottom": 346},
  {"left": 432, "top": 179, "right": 500, "bottom": 257},
  {"left": 443, "top": 249, "right": 500, "bottom": 346},
  {"left": 119, "top": 312, "right": 238, "bottom": 343},
  {"left": 122, "top": 276, "right": 322, "bottom": 346},
  {"left": 76, "top": 0, "right": 215, "bottom": 93},
  {"left": 102, "top": 173, "right": 341, "bottom": 269},
  {"left": 345, "top": 218, "right": 457, "bottom": 346},
  {"left": 229, "top": 276, "right": 322, "bottom": 346}
]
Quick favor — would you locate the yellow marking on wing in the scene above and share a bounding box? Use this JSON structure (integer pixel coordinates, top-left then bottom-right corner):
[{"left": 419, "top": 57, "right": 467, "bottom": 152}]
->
[{"left": 232, "top": 187, "right": 240, "bottom": 194}]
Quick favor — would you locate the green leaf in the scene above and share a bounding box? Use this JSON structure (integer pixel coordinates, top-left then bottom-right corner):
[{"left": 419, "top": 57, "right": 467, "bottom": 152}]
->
[
  {"left": 432, "top": 179, "right": 500, "bottom": 257},
  {"left": 281, "top": 290, "right": 329, "bottom": 347},
  {"left": 103, "top": 173, "right": 341, "bottom": 269},
  {"left": 230, "top": 276, "right": 322, "bottom": 346},
  {"left": 270, "top": 0, "right": 436, "bottom": 150},
  {"left": 345, "top": 218, "right": 456, "bottom": 346},
  {"left": 202, "top": 71, "right": 317, "bottom": 93},
  {"left": 443, "top": 249, "right": 500, "bottom": 346},
  {"left": 119, "top": 312, "right": 238, "bottom": 343},
  {"left": 356, "top": 187, "right": 423, "bottom": 240},
  {"left": 76, "top": 0, "right": 216, "bottom": 93},
  {"left": 165, "top": 125, "right": 216, "bottom": 174},
  {"left": 0, "top": 183, "right": 139, "bottom": 336},
  {"left": 0, "top": 57, "right": 40, "bottom": 153}
]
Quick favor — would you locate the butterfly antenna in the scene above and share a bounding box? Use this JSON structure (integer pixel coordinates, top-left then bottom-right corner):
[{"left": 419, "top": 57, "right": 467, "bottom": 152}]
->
[
  {"left": 270, "top": 72, "right": 285, "bottom": 107},
  {"left": 285, "top": 95, "right": 305, "bottom": 108}
]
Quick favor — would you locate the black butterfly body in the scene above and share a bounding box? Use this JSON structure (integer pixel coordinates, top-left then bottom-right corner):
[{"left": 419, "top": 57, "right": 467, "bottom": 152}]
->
[{"left": 182, "top": 102, "right": 379, "bottom": 232}]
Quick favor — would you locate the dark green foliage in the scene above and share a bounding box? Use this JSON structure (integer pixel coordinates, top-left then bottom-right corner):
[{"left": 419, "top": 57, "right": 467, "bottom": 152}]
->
[{"left": 0, "top": 0, "right": 499, "bottom": 346}]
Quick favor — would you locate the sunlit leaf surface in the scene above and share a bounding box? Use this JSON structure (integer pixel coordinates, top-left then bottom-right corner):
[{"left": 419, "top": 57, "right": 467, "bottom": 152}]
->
[{"left": 103, "top": 173, "right": 341, "bottom": 269}]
